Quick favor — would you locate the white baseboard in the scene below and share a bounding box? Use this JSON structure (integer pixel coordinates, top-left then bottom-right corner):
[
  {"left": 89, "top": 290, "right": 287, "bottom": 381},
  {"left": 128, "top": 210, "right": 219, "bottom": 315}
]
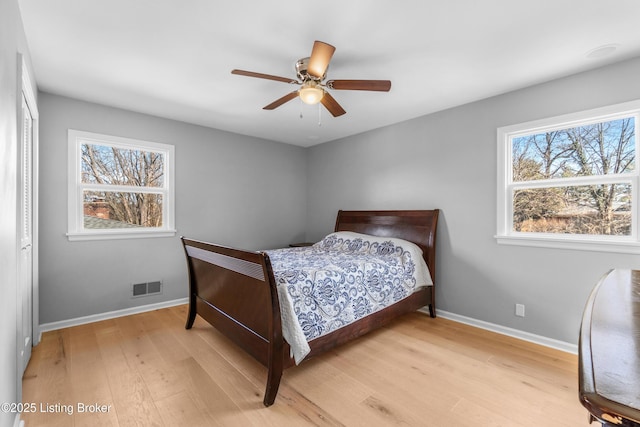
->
[
  {"left": 421, "top": 308, "right": 578, "bottom": 355},
  {"left": 39, "top": 297, "right": 189, "bottom": 333}
]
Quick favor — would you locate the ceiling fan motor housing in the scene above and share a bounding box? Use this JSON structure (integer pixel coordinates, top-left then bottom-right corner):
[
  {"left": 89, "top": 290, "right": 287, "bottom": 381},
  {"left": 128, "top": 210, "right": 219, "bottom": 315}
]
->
[{"left": 296, "top": 57, "right": 325, "bottom": 81}]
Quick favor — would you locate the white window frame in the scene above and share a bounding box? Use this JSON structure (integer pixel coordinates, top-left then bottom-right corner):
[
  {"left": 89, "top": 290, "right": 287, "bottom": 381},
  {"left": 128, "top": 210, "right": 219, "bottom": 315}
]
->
[
  {"left": 496, "top": 100, "right": 640, "bottom": 254},
  {"left": 67, "top": 129, "right": 176, "bottom": 241}
]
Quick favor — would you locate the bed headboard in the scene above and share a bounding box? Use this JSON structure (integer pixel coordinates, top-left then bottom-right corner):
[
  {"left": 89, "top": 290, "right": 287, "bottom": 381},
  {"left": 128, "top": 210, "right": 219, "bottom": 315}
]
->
[{"left": 334, "top": 209, "right": 439, "bottom": 283}]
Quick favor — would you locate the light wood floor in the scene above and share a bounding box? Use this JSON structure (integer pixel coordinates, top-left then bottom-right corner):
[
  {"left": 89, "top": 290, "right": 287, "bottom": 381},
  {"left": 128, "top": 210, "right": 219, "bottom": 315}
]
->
[{"left": 22, "top": 305, "right": 591, "bottom": 426}]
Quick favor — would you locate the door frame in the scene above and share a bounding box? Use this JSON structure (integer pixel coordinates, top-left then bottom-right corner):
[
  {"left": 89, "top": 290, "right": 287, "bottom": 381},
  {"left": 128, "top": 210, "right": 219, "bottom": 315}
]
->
[{"left": 16, "top": 53, "right": 39, "bottom": 388}]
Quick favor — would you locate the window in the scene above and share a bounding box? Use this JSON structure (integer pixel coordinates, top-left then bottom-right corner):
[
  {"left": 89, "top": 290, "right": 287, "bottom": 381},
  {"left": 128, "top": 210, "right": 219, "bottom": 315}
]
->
[
  {"left": 67, "top": 130, "right": 175, "bottom": 241},
  {"left": 496, "top": 100, "right": 640, "bottom": 253}
]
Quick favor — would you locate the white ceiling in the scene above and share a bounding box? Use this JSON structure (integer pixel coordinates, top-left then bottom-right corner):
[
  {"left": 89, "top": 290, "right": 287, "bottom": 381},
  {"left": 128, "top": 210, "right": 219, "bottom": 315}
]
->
[{"left": 18, "top": 0, "right": 640, "bottom": 147}]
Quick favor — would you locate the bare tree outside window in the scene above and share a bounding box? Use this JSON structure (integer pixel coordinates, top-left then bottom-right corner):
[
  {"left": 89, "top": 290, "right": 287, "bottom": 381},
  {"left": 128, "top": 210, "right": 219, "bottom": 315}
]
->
[
  {"left": 511, "top": 117, "right": 635, "bottom": 235},
  {"left": 81, "top": 143, "right": 165, "bottom": 228}
]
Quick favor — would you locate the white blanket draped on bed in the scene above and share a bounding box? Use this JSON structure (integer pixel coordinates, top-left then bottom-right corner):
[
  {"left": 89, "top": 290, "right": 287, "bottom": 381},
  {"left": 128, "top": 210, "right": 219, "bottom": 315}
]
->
[{"left": 265, "top": 231, "right": 432, "bottom": 364}]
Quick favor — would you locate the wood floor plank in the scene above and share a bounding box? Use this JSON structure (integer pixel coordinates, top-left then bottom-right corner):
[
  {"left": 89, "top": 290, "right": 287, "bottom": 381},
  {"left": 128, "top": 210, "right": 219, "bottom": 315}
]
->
[
  {"left": 95, "top": 324, "right": 165, "bottom": 427},
  {"left": 450, "top": 397, "right": 529, "bottom": 427},
  {"left": 324, "top": 330, "right": 462, "bottom": 403},
  {"left": 154, "top": 390, "right": 217, "bottom": 427},
  {"left": 112, "top": 315, "right": 185, "bottom": 403},
  {"left": 164, "top": 357, "right": 253, "bottom": 427},
  {"left": 140, "top": 309, "right": 192, "bottom": 365},
  {"left": 67, "top": 323, "right": 119, "bottom": 427},
  {"left": 22, "top": 329, "right": 75, "bottom": 427},
  {"left": 22, "top": 306, "right": 592, "bottom": 426}
]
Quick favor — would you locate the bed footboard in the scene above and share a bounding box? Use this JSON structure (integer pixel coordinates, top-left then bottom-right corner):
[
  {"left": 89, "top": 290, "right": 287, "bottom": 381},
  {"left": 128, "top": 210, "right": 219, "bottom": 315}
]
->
[{"left": 181, "top": 237, "right": 284, "bottom": 406}]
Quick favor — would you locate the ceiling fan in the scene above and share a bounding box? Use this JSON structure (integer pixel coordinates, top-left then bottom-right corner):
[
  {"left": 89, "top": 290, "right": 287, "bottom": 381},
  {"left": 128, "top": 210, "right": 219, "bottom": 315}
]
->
[{"left": 231, "top": 41, "right": 391, "bottom": 117}]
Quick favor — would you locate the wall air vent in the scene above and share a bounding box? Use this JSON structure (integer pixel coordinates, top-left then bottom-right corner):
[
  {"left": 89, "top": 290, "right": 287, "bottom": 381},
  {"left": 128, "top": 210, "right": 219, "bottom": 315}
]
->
[
  {"left": 132, "top": 282, "right": 147, "bottom": 297},
  {"left": 131, "top": 280, "right": 163, "bottom": 298}
]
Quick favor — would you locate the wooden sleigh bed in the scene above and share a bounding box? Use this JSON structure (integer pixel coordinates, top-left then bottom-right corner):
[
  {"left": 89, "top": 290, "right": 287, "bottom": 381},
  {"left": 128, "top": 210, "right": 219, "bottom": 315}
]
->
[{"left": 181, "top": 209, "right": 439, "bottom": 406}]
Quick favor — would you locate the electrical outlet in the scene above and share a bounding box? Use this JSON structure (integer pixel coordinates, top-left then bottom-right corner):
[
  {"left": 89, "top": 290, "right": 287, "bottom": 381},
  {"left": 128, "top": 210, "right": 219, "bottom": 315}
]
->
[{"left": 515, "top": 303, "right": 525, "bottom": 317}]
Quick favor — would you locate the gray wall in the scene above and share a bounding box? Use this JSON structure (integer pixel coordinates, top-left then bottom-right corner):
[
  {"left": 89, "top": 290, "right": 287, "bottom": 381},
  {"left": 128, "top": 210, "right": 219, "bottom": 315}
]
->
[
  {"left": 306, "top": 57, "right": 640, "bottom": 345},
  {"left": 0, "top": 0, "right": 38, "bottom": 425},
  {"left": 35, "top": 54, "right": 640, "bottom": 347},
  {"left": 38, "top": 93, "right": 307, "bottom": 324}
]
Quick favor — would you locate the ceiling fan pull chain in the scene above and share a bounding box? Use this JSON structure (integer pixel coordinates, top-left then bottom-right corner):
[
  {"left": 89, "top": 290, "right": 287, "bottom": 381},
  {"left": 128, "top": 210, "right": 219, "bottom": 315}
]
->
[
  {"left": 318, "top": 103, "right": 322, "bottom": 127},
  {"left": 299, "top": 98, "right": 304, "bottom": 119}
]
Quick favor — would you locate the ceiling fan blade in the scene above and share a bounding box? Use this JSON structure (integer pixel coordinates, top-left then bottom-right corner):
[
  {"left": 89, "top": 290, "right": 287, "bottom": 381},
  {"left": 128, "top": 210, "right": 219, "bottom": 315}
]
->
[
  {"left": 263, "top": 91, "right": 299, "bottom": 110},
  {"left": 232, "top": 69, "right": 298, "bottom": 84},
  {"left": 307, "top": 41, "right": 335, "bottom": 79},
  {"left": 326, "top": 79, "right": 392, "bottom": 91},
  {"left": 320, "top": 91, "right": 346, "bottom": 117}
]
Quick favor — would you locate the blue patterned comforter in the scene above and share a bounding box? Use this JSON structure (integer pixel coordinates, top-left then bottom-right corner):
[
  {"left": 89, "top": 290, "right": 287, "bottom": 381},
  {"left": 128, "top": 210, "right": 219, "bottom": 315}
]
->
[{"left": 265, "top": 231, "right": 432, "bottom": 364}]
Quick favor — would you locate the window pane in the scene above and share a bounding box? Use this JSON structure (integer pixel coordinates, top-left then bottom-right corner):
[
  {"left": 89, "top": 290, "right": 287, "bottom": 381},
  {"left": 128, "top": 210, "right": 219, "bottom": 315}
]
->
[
  {"left": 81, "top": 143, "right": 165, "bottom": 187},
  {"left": 512, "top": 117, "right": 635, "bottom": 182},
  {"left": 84, "top": 191, "right": 163, "bottom": 229},
  {"left": 513, "top": 183, "right": 631, "bottom": 235}
]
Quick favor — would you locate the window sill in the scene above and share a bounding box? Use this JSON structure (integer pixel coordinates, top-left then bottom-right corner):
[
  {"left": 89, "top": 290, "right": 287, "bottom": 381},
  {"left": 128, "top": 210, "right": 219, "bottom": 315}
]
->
[
  {"left": 67, "top": 229, "right": 177, "bottom": 242},
  {"left": 495, "top": 234, "right": 640, "bottom": 254}
]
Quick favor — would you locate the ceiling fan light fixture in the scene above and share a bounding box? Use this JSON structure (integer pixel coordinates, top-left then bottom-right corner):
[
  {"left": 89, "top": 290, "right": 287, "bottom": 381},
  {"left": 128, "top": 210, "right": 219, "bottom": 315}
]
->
[{"left": 299, "top": 81, "right": 324, "bottom": 105}]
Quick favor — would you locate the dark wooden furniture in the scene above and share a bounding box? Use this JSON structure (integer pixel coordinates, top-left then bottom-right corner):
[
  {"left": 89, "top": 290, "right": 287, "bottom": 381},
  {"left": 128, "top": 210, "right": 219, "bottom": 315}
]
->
[
  {"left": 181, "top": 209, "right": 439, "bottom": 406},
  {"left": 579, "top": 269, "right": 640, "bottom": 426}
]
